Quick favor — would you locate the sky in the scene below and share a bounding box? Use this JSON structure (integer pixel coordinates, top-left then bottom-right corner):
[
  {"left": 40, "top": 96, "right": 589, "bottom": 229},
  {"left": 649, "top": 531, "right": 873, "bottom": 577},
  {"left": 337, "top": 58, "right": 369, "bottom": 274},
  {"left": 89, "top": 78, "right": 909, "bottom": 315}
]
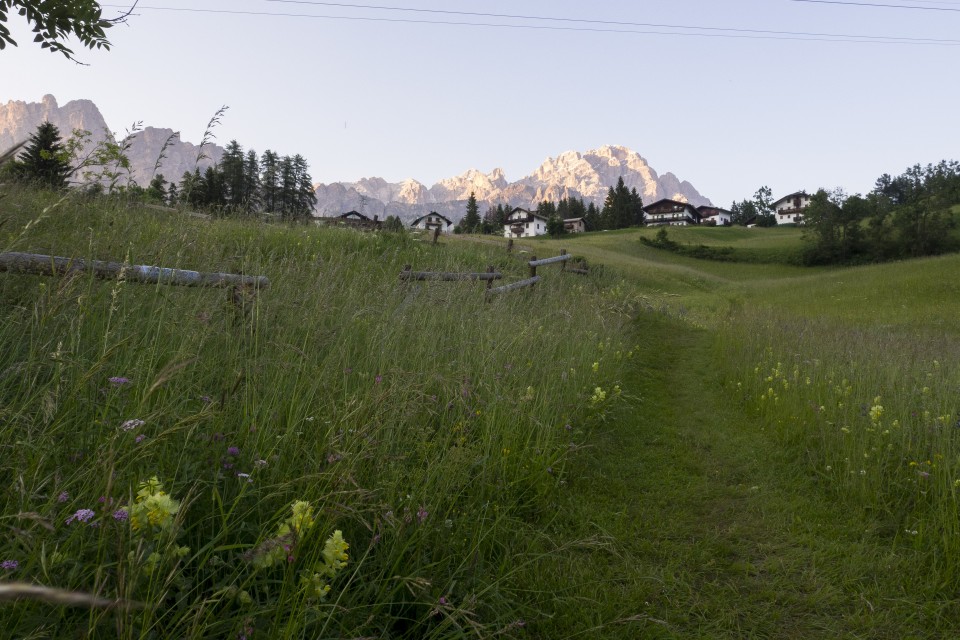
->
[{"left": 1, "top": 0, "right": 959, "bottom": 206}]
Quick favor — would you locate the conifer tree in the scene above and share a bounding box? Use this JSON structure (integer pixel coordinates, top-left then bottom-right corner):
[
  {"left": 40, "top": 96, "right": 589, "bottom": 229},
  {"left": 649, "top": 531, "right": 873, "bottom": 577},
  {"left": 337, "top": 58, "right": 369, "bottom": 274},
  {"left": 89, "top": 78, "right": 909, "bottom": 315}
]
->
[
  {"left": 461, "top": 191, "right": 481, "bottom": 233},
  {"left": 11, "top": 122, "right": 71, "bottom": 189}
]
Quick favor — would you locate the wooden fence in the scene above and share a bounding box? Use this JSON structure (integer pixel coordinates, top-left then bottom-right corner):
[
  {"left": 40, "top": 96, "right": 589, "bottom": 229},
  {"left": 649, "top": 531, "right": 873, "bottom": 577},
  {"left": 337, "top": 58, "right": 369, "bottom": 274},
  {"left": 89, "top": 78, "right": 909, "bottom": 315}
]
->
[
  {"left": 0, "top": 252, "right": 269, "bottom": 290},
  {"left": 401, "top": 248, "right": 589, "bottom": 300}
]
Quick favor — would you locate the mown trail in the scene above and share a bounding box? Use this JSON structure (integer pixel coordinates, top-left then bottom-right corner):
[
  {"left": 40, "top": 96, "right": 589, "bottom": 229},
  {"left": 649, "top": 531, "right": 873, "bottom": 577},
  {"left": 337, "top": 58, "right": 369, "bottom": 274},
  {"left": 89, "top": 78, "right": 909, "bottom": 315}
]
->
[{"left": 528, "top": 313, "right": 948, "bottom": 639}]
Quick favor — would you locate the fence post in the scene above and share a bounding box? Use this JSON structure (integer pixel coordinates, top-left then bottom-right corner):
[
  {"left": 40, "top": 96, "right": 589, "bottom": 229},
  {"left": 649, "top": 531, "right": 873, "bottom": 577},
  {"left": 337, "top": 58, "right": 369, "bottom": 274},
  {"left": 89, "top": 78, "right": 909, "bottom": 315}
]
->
[
  {"left": 529, "top": 255, "right": 537, "bottom": 290},
  {"left": 507, "top": 238, "right": 513, "bottom": 254},
  {"left": 432, "top": 227, "right": 440, "bottom": 245},
  {"left": 560, "top": 248, "right": 567, "bottom": 272}
]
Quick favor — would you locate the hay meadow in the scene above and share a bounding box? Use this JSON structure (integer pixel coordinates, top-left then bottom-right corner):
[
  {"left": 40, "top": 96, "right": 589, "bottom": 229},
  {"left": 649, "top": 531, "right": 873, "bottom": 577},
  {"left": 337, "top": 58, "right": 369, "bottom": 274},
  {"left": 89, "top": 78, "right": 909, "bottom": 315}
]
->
[{"left": 2, "top": 187, "right": 960, "bottom": 638}]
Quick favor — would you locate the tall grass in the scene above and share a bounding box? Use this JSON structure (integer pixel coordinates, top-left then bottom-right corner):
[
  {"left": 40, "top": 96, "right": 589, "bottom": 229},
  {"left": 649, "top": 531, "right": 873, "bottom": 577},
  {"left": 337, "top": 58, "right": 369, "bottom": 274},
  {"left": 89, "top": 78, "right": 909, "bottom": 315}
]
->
[
  {"left": 0, "top": 186, "right": 636, "bottom": 637},
  {"left": 716, "top": 263, "right": 960, "bottom": 591}
]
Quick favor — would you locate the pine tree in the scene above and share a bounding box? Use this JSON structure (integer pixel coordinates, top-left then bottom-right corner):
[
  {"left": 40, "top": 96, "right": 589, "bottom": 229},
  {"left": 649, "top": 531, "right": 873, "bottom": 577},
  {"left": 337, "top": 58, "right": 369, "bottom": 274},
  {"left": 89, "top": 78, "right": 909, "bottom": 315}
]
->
[
  {"left": 584, "top": 202, "right": 600, "bottom": 231},
  {"left": 243, "top": 149, "right": 261, "bottom": 211},
  {"left": 260, "top": 150, "right": 280, "bottom": 214},
  {"left": 11, "top": 122, "right": 72, "bottom": 189},
  {"left": 291, "top": 154, "right": 317, "bottom": 219},
  {"left": 146, "top": 173, "right": 168, "bottom": 203},
  {"left": 220, "top": 140, "right": 247, "bottom": 212},
  {"left": 461, "top": 191, "right": 481, "bottom": 233},
  {"left": 630, "top": 187, "right": 644, "bottom": 226}
]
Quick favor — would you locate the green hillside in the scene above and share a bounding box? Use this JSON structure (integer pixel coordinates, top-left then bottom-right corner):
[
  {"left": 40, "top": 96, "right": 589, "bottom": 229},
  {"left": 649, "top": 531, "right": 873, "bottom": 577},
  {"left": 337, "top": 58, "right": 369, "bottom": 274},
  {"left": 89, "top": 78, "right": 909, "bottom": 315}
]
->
[{"left": 3, "top": 187, "right": 960, "bottom": 638}]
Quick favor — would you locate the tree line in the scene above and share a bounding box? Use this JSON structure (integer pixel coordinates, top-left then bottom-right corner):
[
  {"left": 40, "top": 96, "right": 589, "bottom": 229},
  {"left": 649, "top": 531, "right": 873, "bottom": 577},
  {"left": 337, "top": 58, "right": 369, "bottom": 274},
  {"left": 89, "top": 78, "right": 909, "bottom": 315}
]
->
[
  {"left": 2, "top": 122, "right": 318, "bottom": 220},
  {"left": 454, "top": 176, "right": 646, "bottom": 236},
  {"left": 802, "top": 160, "right": 960, "bottom": 264}
]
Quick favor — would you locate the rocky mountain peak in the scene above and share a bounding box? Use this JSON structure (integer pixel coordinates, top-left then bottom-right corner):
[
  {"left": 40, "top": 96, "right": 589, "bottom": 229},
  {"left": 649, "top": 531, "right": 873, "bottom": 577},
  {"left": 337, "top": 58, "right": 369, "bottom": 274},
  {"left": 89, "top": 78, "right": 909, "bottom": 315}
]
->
[{"left": 1, "top": 95, "right": 223, "bottom": 186}]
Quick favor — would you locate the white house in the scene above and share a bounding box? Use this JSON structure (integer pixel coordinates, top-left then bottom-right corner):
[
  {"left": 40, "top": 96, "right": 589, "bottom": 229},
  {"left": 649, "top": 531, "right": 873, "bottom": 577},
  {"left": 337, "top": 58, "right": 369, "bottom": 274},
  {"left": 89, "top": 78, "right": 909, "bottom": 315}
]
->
[
  {"left": 642, "top": 199, "right": 701, "bottom": 226},
  {"left": 771, "top": 192, "right": 810, "bottom": 225},
  {"left": 696, "top": 205, "right": 732, "bottom": 226},
  {"left": 410, "top": 211, "right": 453, "bottom": 233},
  {"left": 504, "top": 208, "right": 549, "bottom": 238},
  {"left": 563, "top": 217, "right": 586, "bottom": 233}
]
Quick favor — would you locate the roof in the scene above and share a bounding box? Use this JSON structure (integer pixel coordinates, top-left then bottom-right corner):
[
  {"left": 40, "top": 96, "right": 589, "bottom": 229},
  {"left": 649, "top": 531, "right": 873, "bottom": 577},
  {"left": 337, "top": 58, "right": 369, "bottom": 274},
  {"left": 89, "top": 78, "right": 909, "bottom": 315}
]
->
[
  {"left": 506, "top": 208, "right": 549, "bottom": 223},
  {"left": 563, "top": 217, "right": 585, "bottom": 223},
  {"left": 410, "top": 211, "right": 452, "bottom": 226},
  {"left": 339, "top": 210, "right": 370, "bottom": 220},
  {"left": 770, "top": 192, "right": 809, "bottom": 208},
  {"left": 696, "top": 205, "right": 731, "bottom": 216},
  {"left": 642, "top": 198, "right": 700, "bottom": 214}
]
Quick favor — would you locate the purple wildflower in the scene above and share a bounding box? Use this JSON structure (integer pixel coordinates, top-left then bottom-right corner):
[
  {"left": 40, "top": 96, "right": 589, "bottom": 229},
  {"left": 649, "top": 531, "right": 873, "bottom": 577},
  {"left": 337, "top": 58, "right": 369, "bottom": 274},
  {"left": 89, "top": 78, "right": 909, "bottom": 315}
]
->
[
  {"left": 417, "top": 506, "right": 429, "bottom": 524},
  {"left": 65, "top": 508, "right": 96, "bottom": 525},
  {"left": 200, "top": 395, "right": 212, "bottom": 404},
  {"left": 1, "top": 560, "right": 18, "bottom": 570},
  {"left": 121, "top": 419, "right": 144, "bottom": 431},
  {"left": 375, "top": 375, "right": 383, "bottom": 384},
  {"left": 135, "top": 434, "right": 146, "bottom": 444},
  {"left": 227, "top": 446, "right": 240, "bottom": 457},
  {"left": 439, "top": 596, "right": 448, "bottom": 605},
  {"left": 57, "top": 491, "right": 69, "bottom": 503},
  {"left": 113, "top": 509, "right": 129, "bottom": 521},
  {"left": 108, "top": 376, "right": 131, "bottom": 386}
]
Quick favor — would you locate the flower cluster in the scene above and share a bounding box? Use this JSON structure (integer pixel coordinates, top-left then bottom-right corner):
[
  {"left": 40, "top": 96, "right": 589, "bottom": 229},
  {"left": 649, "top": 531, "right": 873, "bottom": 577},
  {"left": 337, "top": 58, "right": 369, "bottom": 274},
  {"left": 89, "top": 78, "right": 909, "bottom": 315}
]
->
[
  {"left": 250, "top": 500, "right": 316, "bottom": 569},
  {"left": 299, "top": 530, "right": 350, "bottom": 601},
  {"left": 127, "top": 476, "right": 181, "bottom": 536}
]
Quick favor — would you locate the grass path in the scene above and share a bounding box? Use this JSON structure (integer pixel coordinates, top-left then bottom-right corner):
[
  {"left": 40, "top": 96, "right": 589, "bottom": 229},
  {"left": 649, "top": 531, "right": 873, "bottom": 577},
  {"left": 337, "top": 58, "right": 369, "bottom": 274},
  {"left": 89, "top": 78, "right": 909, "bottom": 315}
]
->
[{"left": 526, "top": 313, "right": 953, "bottom": 639}]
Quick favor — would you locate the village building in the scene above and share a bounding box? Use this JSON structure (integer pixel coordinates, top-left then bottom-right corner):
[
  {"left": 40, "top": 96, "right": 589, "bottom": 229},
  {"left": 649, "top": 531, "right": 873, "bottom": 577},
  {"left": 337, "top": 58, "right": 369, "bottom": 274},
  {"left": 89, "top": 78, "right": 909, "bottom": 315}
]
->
[
  {"left": 503, "top": 207, "right": 549, "bottom": 238},
  {"left": 410, "top": 211, "right": 453, "bottom": 233},
  {"left": 316, "top": 210, "right": 382, "bottom": 230},
  {"left": 563, "top": 217, "right": 586, "bottom": 233},
  {"left": 642, "top": 199, "right": 701, "bottom": 226},
  {"left": 696, "top": 205, "right": 732, "bottom": 226},
  {"left": 771, "top": 192, "right": 810, "bottom": 225}
]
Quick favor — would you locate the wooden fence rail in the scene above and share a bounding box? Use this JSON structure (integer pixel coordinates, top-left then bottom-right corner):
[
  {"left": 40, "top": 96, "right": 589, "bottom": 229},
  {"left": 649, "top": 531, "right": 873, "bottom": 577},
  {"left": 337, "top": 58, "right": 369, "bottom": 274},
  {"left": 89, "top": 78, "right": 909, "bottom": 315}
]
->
[
  {"left": 0, "top": 252, "right": 270, "bottom": 289},
  {"left": 400, "top": 246, "right": 590, "bottom": 302},
  {"left": 399, "top": 267, "right": 502, "bottom": 282},
  {"left": 487, "top": 276, "right": 541, "bottom": 296},
  {"left": 528, "top": 253, "right": 571, "bottom": 268}
]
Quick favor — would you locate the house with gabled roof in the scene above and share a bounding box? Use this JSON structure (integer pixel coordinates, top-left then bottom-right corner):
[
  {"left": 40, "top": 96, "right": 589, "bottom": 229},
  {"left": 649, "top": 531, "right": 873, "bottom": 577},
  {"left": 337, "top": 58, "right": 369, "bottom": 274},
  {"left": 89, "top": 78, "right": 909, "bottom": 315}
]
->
[
  {"left": 504, "top": 207, "right": 549, "bottom": 238},
  {"left": 319, "top": 210, "right": 382, "bottom": 230},
  {"left": 696, "top": 205, "right": 732, "bottom": 226},
  {"left": 410, "top": 211, "right": 453, "bottom": 233},
  {"left": 563, "top": 217, "right": 586, "bottom": 233},
  {"left": 771, "top": 192, "right": 810, "bottom": 225},
  {"left": 642, "top": 199, "right": 701, "bottom": 226}
]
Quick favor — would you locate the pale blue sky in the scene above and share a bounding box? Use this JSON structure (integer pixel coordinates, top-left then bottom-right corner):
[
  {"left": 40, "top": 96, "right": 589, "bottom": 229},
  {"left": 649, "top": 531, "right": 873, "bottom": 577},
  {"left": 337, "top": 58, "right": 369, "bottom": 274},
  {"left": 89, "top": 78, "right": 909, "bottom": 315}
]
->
[{"left": 2, "top": 0, "right": 958, "bottom": 205}]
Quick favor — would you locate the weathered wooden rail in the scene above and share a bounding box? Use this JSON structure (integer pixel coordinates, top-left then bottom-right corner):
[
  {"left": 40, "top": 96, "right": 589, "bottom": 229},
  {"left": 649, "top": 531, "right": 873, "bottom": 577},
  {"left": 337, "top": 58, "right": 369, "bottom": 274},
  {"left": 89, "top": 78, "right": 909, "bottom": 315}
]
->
[
  {"left": 399, "top": 266, "right": 502, "bottom": 282},
  {"left": 486, "top": 276, "right": 541, "bottom": 296},
  {"left": 399, "top": 247, "right": 590, "bottom": 302},
  {"left": 0, "top": 252, "right": 269, "bottom": 289}
]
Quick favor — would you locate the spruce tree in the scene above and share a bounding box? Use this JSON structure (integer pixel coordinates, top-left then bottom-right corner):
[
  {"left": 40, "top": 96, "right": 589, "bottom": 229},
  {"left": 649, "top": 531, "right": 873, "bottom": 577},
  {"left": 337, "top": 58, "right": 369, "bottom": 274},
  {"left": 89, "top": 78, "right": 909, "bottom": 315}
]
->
[
  {"left": 146, "top": 173, "right": 168, "bottom": 203},
  {"left": 12, "top": 122, "right": 71, "bottom": 189},
  {"left": 462, "top": 191, "right": 481, "bottom": 233}
]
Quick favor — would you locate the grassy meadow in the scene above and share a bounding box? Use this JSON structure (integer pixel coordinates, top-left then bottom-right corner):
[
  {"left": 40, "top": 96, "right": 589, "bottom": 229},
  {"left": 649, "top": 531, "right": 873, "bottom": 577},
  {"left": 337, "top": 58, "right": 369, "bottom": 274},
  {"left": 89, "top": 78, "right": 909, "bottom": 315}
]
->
[
  {"left": 3, "top": 188, "right": 960, "bottom": 638},
  {"left": 0, "top": 186, "right": 636, "bottom": 638}
]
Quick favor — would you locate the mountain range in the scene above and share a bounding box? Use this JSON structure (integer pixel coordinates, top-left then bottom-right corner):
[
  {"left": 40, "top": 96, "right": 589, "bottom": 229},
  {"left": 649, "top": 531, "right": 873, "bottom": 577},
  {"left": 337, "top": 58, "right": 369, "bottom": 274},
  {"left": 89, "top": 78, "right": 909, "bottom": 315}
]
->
[
  {"left": 1, "top": 96, "right": 712, "bottom": 221},
  {"left": 0, "top": 95, "right": 222, "bottom": 186}
]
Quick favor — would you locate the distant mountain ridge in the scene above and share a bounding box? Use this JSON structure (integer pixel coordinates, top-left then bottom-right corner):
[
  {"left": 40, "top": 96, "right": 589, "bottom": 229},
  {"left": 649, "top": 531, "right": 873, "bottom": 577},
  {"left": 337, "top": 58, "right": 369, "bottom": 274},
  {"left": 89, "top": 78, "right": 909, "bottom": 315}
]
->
[
  {"left": 0, "top": 95, "right": 223, "bottom": 186},
  {"left": 1, "top": 96, "right": 712, "bottom": 221},
  {"left": 314, "top": 145, "right": 712, "bottom": 223}
]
